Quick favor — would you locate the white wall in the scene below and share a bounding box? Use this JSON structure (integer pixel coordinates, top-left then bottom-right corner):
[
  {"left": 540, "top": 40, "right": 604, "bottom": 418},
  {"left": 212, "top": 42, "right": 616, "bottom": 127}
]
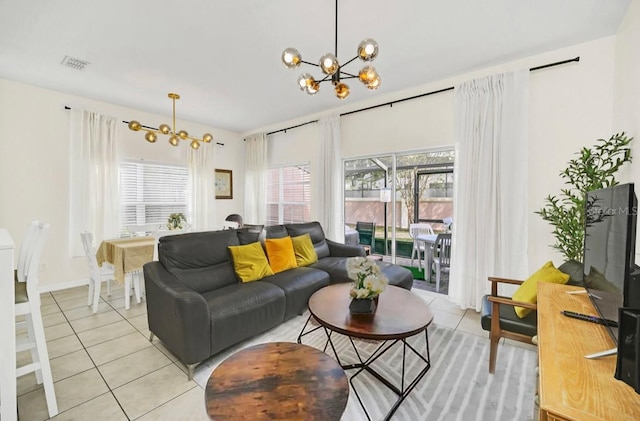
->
[
  {"left": 0, "top": 78, "right": 245, "bottom": 289},
  {"left": 255, "top": 36, "right": 620, "bottom": 273},
  {"left": 614, "top": 1, "right": 640, "bottom": 262}
]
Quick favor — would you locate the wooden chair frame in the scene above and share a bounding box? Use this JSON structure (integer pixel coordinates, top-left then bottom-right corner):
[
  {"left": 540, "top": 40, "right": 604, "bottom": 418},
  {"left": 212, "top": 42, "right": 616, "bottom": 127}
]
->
[{"left": 487, "top": 276, "right": 537, "bottom": 374}]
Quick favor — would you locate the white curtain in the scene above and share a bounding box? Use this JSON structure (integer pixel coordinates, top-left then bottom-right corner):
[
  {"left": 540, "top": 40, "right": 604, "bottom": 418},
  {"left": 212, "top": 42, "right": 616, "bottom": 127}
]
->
[
  {"left": 186, "top": 144, "right": 215, "bottom": 231},
  {"left": 244, "top": 133, "right": 268, "bottom": 225},
  {"left": 449, "top": 69, "right": 529, "bottom": 311},
  {"left": 69, "top": 109, "right": 120, "bottom": 256},
  {"left": 315, "top": 114, "right": 343, "bottom": 242}
]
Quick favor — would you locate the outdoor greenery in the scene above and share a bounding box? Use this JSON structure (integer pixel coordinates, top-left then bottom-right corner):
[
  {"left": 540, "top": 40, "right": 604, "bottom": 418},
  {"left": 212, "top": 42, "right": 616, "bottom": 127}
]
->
[
  {"left": 344, "top": 151, "right": 454, "bottom": 224},
  {"left": 536, "top": 133, "right": 633, "bottom": 262}
]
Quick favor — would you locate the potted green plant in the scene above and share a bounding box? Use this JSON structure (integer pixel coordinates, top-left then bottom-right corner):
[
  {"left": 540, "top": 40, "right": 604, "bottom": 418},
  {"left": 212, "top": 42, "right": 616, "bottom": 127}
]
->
[
  {"left": 167, "top": 213, "right": 187, "bottom": 230},
  {"left": 536, "top": 133, "right": 633, "bottom": 262}
]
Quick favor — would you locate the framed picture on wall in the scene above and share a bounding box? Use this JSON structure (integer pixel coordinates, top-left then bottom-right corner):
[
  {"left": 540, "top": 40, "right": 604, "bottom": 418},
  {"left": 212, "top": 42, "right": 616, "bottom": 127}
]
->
[{"left": 215, "top": 169, "right": 233, "bottom": 199}]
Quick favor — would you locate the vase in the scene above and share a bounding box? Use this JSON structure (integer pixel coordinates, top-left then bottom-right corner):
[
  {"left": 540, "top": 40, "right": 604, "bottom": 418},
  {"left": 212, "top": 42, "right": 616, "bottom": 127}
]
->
[{"left": 349, "top": 297, "right": 377, "bottom": 314}]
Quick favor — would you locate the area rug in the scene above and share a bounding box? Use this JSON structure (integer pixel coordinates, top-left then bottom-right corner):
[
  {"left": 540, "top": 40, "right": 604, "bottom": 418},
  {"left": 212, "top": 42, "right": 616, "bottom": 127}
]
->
[{"left": 194, "top": 291, "right": 536, "bottom": 421}]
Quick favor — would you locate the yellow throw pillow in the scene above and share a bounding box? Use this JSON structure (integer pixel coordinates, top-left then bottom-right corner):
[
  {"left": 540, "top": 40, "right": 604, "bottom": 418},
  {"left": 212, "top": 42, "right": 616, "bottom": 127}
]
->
[
  {"left": 265, "top": 236, "right": 298, "bottom": 274},
  {"left": 228, "top": 242, "right": 274, "bottom": 283},
  {"left": 512, "top": 261, "right": 570, "bottom": 318},
  {"left": 291, "top": 233, "right": 318, "bottom": 267}
]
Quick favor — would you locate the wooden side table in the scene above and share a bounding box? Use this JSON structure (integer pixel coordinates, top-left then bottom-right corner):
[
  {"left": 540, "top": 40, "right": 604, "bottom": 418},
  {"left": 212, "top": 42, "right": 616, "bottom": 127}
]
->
[{"left": 205, "top": 342, "right": 349, "bottom": 420}]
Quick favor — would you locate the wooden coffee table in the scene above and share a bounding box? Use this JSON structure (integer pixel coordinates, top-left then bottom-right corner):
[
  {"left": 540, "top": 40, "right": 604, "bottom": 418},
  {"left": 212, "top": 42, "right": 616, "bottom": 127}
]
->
[
  {"left": 205, "top": 342, "right": 348, "bottom": 420},
  {"left": 298, "top": 283, "right": 434, "bottom": 421}
]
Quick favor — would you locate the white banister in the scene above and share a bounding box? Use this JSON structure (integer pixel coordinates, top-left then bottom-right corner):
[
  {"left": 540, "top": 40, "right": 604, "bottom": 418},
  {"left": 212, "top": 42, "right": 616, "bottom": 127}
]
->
[{"left": 0, "top": 228, "right": 16, "bottom": 421}]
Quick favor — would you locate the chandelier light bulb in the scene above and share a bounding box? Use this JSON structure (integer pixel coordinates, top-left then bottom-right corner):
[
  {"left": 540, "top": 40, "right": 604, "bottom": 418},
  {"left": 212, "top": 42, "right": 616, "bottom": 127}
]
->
[
  {"left": 282, "top": 48, "right": 302, "bottom": 69},
  {"left": 319, "top": 53, "right": 339, "bottom": 75},
  {"left": 202, "top": 133, "right": 213, "bottom": 143},
  {"left": 169, "top": 135, "right": 180, "bottom": 147},
  {"left": 306, "top": 80, "right": 320, "bottom": 95},
  {"left": 297, "top": 73, "right": 314, "bottom": 91},
  {"left": 128, "top": 121, "right": 141, "bottom": 131},
  {"left": 190, "top": 140, "right": 200, "bottom": 149},
  {"left": 334, "top": 82, "right": 350, "bottom": 99},
  {"left": 178, "top": 130, "right": 189, "bottom": 139},
  {"left": 358, "top": 38, "right": 379, "bottom": 62},
  {"left": 367, "top": 75, "right": 381, "bottom": 90},
  {"left": 145, "top": 131, "right": 157, "bottom": 143},
  {"left": 358, "top": 66, "right": 378, "bottom": 84}
]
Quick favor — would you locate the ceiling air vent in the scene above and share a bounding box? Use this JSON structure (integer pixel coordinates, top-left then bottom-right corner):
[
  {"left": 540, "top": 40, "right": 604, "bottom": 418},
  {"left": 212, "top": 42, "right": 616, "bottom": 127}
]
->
[{"left": 61, "top": 56, "right": 90, "bottom": 70}]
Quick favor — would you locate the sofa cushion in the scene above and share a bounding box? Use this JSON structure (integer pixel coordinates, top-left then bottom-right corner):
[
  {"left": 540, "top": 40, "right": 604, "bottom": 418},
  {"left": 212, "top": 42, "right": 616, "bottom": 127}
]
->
[
  {"left": 261, "top": 267, "right": 330, "bottom": 319},
  {"left": 291, "top": 233, "right": 318, "bottom": 267},
  {"left": 237, "top": 226, "right": 263, "bottom": 245},
  {"left": 265, "top": 237, "right": 298, "bottom": 274},
  {"left": 310, "top": 257, "right": 413, "bottom": 290},
  {"left": 159, "top": 230, "right": 240, "bottom": 293},
  {"left": 202, "top": 281, "right": 286, "bottom": 355},
  {"left": 228, "top": 242, "right": 274, "bottom": 282},
  {"left": 285, "top": 222, "right": 331, "bottom": 259},
  {"left": 512, "top": 261, "right": 569, "bottom": 318},
  {"left": 481, "top": 294, "right": 537, "bottom": 337},
  {"left": 265, "top": 225, "right": 289, "bottom": 239}
]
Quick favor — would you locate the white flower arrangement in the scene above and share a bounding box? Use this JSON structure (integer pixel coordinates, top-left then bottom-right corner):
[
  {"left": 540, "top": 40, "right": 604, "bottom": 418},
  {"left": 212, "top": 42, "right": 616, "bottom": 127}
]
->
[{"left": 346, "top": 256, "right": 389, "bottom": 299}]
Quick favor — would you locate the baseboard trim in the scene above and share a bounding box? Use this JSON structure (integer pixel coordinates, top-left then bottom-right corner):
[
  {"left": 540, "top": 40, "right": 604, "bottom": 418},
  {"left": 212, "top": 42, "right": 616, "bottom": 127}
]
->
[{"left": 39, "top": 278, "right": 89, "bottom": 293}]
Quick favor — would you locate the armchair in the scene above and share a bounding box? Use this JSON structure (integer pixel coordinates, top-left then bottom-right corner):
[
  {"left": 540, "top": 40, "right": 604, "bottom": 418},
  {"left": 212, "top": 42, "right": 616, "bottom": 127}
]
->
[{"left": 480, "top": 276, "right": 538, "bottom": 374}]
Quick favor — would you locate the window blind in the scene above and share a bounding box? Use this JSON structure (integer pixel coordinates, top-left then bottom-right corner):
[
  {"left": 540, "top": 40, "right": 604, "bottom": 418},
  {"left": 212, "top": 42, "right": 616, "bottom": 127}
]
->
[
  {"left": 267, "top": 165, "right": 310, "bottom": 225},
  {"left": 120, "top": 161, "right": 188, "bottom": 232}
]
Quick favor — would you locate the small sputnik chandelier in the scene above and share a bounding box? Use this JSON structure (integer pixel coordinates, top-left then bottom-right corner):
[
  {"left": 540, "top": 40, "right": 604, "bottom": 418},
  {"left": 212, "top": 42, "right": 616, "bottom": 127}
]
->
[
  {"left": 128, "top": 93, "right": 213, "bottom": 150},
  {"left": 281, "top": 0, "right": 381, "bottom": 100}
]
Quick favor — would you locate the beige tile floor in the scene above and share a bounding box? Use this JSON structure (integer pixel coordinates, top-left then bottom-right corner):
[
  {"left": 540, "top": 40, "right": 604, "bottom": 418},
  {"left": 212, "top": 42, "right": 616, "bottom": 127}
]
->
[{"left": 15, "top": 283, "right": 529, "bottom": 420}]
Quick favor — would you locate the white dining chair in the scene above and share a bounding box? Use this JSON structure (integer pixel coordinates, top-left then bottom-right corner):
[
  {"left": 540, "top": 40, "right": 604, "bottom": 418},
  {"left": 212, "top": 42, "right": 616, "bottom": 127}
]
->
[
  {"left": 15, "top": 220, "right": 39, "bottom": 282},
  {"left": 15, "top": 221, "right": 58, "bottom": 417},
  {"left": 409, "top": 223, "right": 434, "bottom": 269},
  {"left": 80, "top": 232, "right": 114, "bottom": 313},
  {"left": 222, "top": 221, "right": 239, "bottom": 230}
]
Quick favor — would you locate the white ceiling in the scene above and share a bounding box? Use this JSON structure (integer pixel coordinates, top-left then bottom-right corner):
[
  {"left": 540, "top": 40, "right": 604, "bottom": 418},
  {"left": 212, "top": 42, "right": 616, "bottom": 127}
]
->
[{"left": 0, "top": 0, "right": 631, "bottom": 133}]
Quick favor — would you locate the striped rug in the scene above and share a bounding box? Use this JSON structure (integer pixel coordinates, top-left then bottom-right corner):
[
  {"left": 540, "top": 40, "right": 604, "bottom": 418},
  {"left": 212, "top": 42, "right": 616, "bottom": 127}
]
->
[{"left": 194, "top": 292, "right": 537, "bottom": 421}]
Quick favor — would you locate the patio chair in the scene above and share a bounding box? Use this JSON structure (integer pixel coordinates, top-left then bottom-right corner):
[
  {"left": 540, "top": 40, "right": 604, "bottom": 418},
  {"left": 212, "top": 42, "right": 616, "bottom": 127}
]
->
[
  {"left": 431, "top": 233, "right": 451, "bottom": 292},
  {"left": 355, "top": 222, "right": 376, "bottom": 255},
  {"left": 409, "top": 223, "right": 434, "bottom": 269}
]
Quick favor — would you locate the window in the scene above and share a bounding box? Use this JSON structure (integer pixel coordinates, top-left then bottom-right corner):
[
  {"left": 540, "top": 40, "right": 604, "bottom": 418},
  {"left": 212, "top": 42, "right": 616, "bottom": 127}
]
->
[
  {"left": 120, "top": 160, "right": 188, "bottom": 233},
  {"left": 267, "top": 165, "right": 311, "bottom": 225}
]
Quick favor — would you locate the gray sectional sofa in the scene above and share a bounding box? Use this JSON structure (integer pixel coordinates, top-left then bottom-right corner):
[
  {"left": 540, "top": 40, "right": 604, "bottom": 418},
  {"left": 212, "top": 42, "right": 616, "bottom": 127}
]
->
[{"left": 143, "top": 221, "right": 413, "bottom": 378}]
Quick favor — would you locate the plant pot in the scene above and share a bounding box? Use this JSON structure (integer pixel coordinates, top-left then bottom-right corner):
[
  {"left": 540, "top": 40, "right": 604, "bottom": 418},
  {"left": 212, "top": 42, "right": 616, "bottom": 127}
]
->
[{"left": 349, "top": 298, "right": 377, "bottom": 314}]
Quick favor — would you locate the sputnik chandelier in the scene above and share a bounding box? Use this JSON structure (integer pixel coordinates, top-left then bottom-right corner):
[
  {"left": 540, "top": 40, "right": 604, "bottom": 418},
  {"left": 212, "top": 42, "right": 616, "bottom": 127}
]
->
[
  {"left": 281, "top": 0, "right": 381, "bottom": 100},
  {"left": 128, "top": 93, "right": 213, "bottom": 150}
]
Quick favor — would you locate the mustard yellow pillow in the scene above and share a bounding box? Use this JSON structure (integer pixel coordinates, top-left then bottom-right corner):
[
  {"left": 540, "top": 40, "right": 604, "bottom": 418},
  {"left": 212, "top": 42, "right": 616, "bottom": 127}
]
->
[
  {"left": 228, "top": 242, "right": 274, "bottom": 283},
  {"left": 291, "top": 233, "right": 318, "bottom": 267},
  {"left": 265, "top": 236, "right": 298, "bottom": 274},
  {"left": 512, "top": 261, "right": 569, "bottom": 318}
]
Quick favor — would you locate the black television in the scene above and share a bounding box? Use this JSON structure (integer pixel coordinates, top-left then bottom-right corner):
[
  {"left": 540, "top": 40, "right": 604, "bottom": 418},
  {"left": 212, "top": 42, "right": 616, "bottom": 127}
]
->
[{"left": 583, "top": 182, "right": 640, "bottom": 357}]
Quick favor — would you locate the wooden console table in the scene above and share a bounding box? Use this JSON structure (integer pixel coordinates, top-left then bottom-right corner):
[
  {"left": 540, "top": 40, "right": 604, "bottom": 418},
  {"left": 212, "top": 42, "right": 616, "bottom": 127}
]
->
[{"left": 537, "top": 282, "right": 640, "bottom": 420}]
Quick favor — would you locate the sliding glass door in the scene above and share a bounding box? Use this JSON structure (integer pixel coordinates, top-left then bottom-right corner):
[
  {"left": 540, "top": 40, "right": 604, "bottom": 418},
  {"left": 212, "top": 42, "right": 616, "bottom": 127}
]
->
[{"left": 344, "top": 149, "right": 454, "bottom": 265}]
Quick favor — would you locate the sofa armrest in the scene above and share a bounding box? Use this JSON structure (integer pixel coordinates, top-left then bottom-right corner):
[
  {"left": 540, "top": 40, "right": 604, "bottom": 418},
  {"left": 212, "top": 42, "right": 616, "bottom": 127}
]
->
[
  {"left": 326, "top": 239, "right": 366, "bottom": 257},
  {"left": 143, "top": 261, "right": 211, "bottom": 365}
]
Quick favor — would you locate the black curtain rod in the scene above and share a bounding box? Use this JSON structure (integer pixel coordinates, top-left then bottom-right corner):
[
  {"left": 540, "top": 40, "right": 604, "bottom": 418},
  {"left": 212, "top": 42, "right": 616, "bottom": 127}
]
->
[
  {"left": 64, "top": 106, "right": 225, "bottom": 146},
  {"left": 266, "top": 56, "right": 580, "bottom": 136}
]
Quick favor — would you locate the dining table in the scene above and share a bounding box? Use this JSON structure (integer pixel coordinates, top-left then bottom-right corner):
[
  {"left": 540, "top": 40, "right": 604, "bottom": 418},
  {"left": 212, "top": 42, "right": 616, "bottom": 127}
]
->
[
  {"left": 416, "top": 233, "right": 438, "bottom": 282},
  {"left": 96, "top": 236, "right": 155, "bottom": 309}
]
